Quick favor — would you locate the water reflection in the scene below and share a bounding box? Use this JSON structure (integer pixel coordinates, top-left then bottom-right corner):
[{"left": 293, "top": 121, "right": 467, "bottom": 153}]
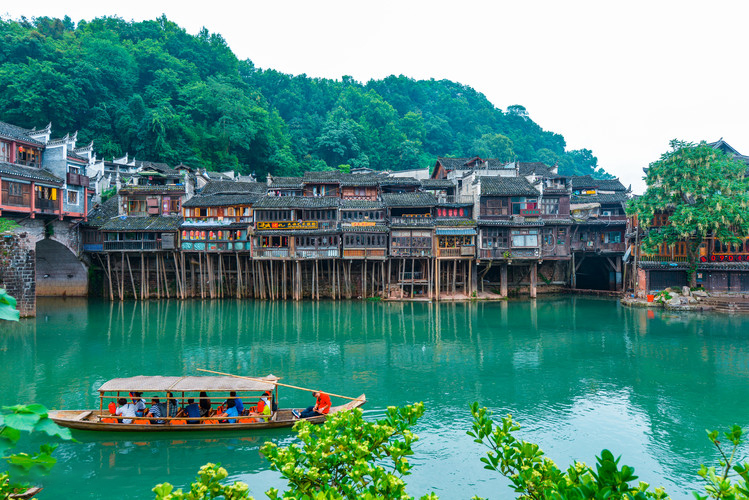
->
[{"left": 1, "top": 297, "right": 748, "bottom": 498}]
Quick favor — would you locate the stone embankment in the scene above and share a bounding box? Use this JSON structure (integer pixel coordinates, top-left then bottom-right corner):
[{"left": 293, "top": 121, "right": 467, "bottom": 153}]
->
[{"left": 622, "top": 286, "right": 749, "bottom": 313}]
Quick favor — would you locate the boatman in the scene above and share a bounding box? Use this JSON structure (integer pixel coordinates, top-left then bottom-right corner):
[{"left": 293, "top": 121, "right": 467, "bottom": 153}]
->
[{"left": 293, "top": 391, "right": 331, "bottom": 419}]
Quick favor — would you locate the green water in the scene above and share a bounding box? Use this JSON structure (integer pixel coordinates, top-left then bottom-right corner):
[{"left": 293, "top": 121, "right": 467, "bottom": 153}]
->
[{"left": 1, "top": 297, "right": 748, "bottom": 499}]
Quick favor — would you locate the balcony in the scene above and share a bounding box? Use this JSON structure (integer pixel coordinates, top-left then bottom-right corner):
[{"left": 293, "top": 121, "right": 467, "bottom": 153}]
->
[
  {"left": 389, "top": 216, "right": 434, "bottom": 226},
  {"left": 342, "top": 248, "right": 387, "bottom": 259},
  {"left": 437, "top": 246, "right": 475, "bottom": 258},
  {"left": 295, "top": 247, "right": 339, "bottom": 259},
  {"left": 571, "top": 241, "right": 625, "bottom": 253},
  {"left": 67, "top": 172, "right": 90, "bottom": 187},
  {"left": 253, "top": 248, "right": 292, "bottom": 259},
  {"left": 181, "top": 241, "right": 250, "bottom": 252},
  {"left": 36, "top": 198, "right": 57, "bottom": 213},
  {"left": 479, "top": 247, "right": 539, "bottom": 260},
  {"left": 103, "top": 241, "right": 162, "bottom": 251},
  {"left": 437, "top": 194, "right": 474, "bottom": 204},
  {"left": 390, "top": 247, "right": 432, "bottom": 257}
]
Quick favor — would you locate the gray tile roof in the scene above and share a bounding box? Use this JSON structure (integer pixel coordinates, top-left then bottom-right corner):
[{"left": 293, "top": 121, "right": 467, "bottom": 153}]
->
[
  {"left": 434, "top": 218, "right": 477, "bottom": 227},
  {"left": 0, "top": 121, "right": 44, "bottom": 145},
  {"left": 268, "top": 176, "right": 304, "bottom": 188},
  {"left": 382, "top": 192, "right": 436, "bottom": 207},
  {"left": 478, "top": 219, "right": 544, "bottom": 227},
  {"left": 380, "top": 176, "right": 421, "bottom": 186},
  {"left": 436, "top": 157, "right": 508, "bottom": 171},
  {"left": 339, "top": 199, "right": 384, "bottom": 209},
  {"left": 100, "top": 215, "right": 182, "bottom": 232},
  {"left": 0, "top": 161, "right": 63, "bottom": 185},
  {"left": 183, "top": 194, "right": 258, "bottom": 208},
  {"left": 253, "top": 196, "right": 340, "bottom": 209},
  {"left": 571, "top": 175, "right": 627, "bottom": 191},
  {"left": 420, "top": 179, "right": 455, "bottom": 189},
  {"left": 200, "top": 180, "right": 266, "bottom": 196},
  {"left": 571, "top": 192, "right": 628, "bottom": 204},
  {"left": 479, "top": 176, "right": 539, "bottom": 196},
  {"left": 85, "top": 197, "right": 120, "bottom": 228},
  {"left": 119, "top": 185, "right": 185, "bottom": 193},
  {"left": 341, "top": 224, "right": 389, "bottom": 233},
  {"left": 518, "top": 162, "right": 552, "bottom": 176}
]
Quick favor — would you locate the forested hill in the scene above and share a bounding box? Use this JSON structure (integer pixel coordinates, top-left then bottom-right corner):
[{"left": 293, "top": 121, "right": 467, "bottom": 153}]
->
[{"left": 0, "top": 16, "right": 611, "bottom": 179}]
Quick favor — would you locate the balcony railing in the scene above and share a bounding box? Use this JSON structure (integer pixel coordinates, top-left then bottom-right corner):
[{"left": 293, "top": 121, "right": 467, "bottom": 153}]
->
[
  {"left": 390, "top": 247, "right": 432, "bottom": 257},
  {"left": 437, "top": 246, "right": 475, "bottom": 258},
  {"left": 103, "top": 241, "right": 162, "bottom": 251},
  {"left": 571, "top": 241, "right": 625, "bottom": 253},
  {"left": 389, "top": 216, "right": 433, "bottom": 226},
  {"left": 342, "top": 248, "right": 387, "bottom": 259},
  {"left": 253, "top": 248, "right": 292, "bottom": 259},
  {"left": 479, "top": 247, "right": 539, "bottom": 260},
  {"left": 36, "top": 198, "right": 57, "bottom": 213},
  {"left": 295, "top": 247, "right": 339, "bottom": 259},
  {"left": 437, "top": 194, "right": 474, "bottom": 204},
  {"left": 181, "top": 241, "right": 250, "bottom": 252},
  {"left": 639, "top": 255, "right": 689, "bottom": 262}
]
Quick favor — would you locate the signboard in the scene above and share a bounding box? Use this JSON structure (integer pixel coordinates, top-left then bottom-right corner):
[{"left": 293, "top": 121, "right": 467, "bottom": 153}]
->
[
  {"left": 351, "top": 221, "right": 376, "bottom": 227},
  {"left": 520, "top": 209, "right": 541, "bottom": 216},
  {"left": 257, "top": 221, "right": 318, "bottom": 230},
  {"left": 161, "top": 233, "right": 175, "bottom": 249}
]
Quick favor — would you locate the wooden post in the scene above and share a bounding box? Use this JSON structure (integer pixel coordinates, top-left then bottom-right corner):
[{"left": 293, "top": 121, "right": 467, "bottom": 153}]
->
[
  {"left": 119, "top": 252, "right": 125, "bottom": 301},
  {"left": 501, "top": 262, "right": 508, "bottom": 297},
  {"left": 104, "top": 254, "right": 114, "bottom": 301},
  {"left": 571, "top": 252, "right": 577, "bottom": 289},
  {"left": 125, "top": 253, "right": 137, "bottom": 299},
  {"left": 530, "top": 261, "right": 538, "bottom": 298},
  {"left": 411, "top": 258, "right": 415, "bottom": 298},
  {"left": 162, "top": 254, "right": 170, "bottom": 299},
  {"left": 452, "top": 259, "right": 457, "bottom": 295}
]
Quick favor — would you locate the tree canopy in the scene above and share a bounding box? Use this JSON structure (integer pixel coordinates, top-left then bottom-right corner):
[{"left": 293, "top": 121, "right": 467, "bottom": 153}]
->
[
  {"left": 627, "top": 140, "right": 749, "bottom": 285},
  {"left": 0, "top": 16, "right": 611, "bottom": 179}
]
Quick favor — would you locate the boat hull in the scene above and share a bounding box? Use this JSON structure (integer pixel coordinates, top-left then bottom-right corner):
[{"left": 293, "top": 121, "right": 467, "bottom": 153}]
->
[{"left": 50, "top": 394, "right": 366, "bottom": 432}]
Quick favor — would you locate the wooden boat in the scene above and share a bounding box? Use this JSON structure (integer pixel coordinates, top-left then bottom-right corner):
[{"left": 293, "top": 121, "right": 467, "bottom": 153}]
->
[{"left": 49, "top": 375, "right": 366, "bottom": 432}]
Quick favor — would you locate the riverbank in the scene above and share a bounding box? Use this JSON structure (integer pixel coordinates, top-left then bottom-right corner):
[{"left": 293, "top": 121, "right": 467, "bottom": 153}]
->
[{"left": 621, "top": 287, "right": 749, "bottom": 313}]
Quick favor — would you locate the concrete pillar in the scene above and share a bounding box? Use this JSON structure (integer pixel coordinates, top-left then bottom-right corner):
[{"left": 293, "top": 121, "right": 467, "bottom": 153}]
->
[
  {"left": 530, "top": 261, "right": 538, "bottom": 298},
  {"left": 500, "top": 262, "right": 508, "bottom": 297}
]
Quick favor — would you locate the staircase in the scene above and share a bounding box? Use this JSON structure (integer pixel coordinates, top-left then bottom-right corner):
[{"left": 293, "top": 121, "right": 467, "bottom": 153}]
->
[{"left": 700, "top": 296, "right": 749, "bottom": 313}]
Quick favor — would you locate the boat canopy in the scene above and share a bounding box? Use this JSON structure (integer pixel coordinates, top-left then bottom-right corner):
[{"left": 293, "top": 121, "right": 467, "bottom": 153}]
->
[{"left": 98, "top": 375, "right": 279, "bottom": 393}]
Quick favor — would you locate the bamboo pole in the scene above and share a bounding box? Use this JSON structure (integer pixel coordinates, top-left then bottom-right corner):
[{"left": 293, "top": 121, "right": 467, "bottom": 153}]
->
[{"left": 197, "top": 368, "right": 363, "bottom": 401}]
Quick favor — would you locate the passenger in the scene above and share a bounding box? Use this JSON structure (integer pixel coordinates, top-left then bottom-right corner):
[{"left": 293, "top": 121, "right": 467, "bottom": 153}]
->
[
  {"left": 293, "top": 391, "right": 331, "bottom": 419},
  {"left": 166, "top": 392, "right": 179, "bottom": 417},
  {"left": 218, "top": 399, "right": 239, "bottom": 424},
  {"left": 131, "top": 392, "right": 147, "bottom": 417},
  {"left": 115, "top": 397, "right": 137, "bottom": 424},
  {"left": 146, "top": 398, "right": 166, "bottom": 424},
  {"left": 199, "top": 391, "right": 212, "bottom": 417},
  {"left": 177, "top": 398, "right": 201, "bottom": 424},
  {"left": 251, "top": 391, "right": 272, "bottom": 422},
  {"left": 224, "top": 391, "right": 244, "bottom": 415}
]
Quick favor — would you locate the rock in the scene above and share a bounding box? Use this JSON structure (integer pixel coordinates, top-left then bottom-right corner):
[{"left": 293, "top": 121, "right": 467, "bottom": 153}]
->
[
  {"left": 682, "top": 286, "right": 691, "bottom": 296},
  {"left": 688, "top": 296, "right": 698, "bottom": 304},
  {"left": 693, "top": 290, "right": 708, "bottom": 298},
  {"left": 669, "top": 297, "right": 682, "bottom": 306}
]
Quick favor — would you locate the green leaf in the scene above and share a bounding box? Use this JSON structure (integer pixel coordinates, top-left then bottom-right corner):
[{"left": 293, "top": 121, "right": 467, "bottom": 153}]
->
[
  {"left": 33, "top": 418, "right": 72, "bottom": 440},
  {"left": 2, "top": 412, "right": 41, "bottom": 432}
]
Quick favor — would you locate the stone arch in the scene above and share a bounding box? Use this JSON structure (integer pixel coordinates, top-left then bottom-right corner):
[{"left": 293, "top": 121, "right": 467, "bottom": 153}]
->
[{"left": 36, "top": 238, "right": 88, "bottom": 296}]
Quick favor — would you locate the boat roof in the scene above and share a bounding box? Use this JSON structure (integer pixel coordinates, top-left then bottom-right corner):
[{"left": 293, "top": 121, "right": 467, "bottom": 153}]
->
[{"left": 98, "top": 375, "right": 279, "bottom": 393}]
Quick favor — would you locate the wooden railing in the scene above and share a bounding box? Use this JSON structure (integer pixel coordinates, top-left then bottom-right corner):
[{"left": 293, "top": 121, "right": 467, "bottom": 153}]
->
[
  {"left": 253, "top": 248, "right": 292, "bottom": 259},
  {"left": 389, "top": 216, "right": 433, "bottom": 226},
  {"left": 342, "top": 248, "right": 387, "bottom": 258},
  {"left": 479, "top": 248, "right": 539, "bottom": 259},
  {"left": 103, "top": 241, "right": 162, "bottom": 251},
  {"left": 437, "top": 246, "right": 475, "bottom": 257},
  {"left": 295, "top": 247, "right": 339, "bottom": 259},
  {"left": 391, "top": 247, "right": 432, "bottom": 257}
]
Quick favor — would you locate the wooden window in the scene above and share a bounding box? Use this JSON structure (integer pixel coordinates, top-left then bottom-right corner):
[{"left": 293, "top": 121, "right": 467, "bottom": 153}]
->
[{"left": 511, "top": 229, "right": 538, "bottom": 247}]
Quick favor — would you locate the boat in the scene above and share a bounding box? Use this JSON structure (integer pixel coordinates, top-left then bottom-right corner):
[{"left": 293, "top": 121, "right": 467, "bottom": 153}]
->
[{"left": 49, "top": 375, "right": 366, "bottom": 432}]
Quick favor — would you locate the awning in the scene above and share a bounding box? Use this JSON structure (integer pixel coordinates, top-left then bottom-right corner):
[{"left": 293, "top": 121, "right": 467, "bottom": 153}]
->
[
  {"left": 436, "top": 228, "right": 477, "bottom": 236},
  {"left": 98, "top": 375, "right": 279, "bottom": 393}
]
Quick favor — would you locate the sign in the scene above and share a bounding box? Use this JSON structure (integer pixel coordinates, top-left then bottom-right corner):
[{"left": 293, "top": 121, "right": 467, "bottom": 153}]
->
[
  {"left": 257, "top": 221, "right": 318, "bottom": 230},
  {"left": 701, "top": 254, "right": 749, "bottom": 262},
  {"left": 520, "top": 209, "right": 541, "bottom": 216},
  {"left": 351, "top": 221, "right": 376, "bottom": 227}
]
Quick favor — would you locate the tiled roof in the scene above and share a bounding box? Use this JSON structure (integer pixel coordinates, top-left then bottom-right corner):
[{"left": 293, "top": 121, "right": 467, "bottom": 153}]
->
[
  {"left": 478, "top": 219, "right": 544, "bottom": 227},
  {"left": 381, "top": 192, "right": 436, "bottom": 207},
  {"left": 434, "top": 218, "right": 477, "bottom": 227},
  {"left": 518, "top": 162, "right": 552, "bottom": 176},
  {"left": 67, "top": 151, "right": 88, "bottom": 162},
  {"left": 571, "top": 176, "right": 627, "bottom": 191},
  {"left": 180, "top": 221, "right": 250, "bottom": 230},
  {"left": 0, "top": 121, "right": 44, "bottom": 145},
  {"left": 340, "top": 199, "right": 384, "bottom": 209},
  {"left": 380, "top": 176, "right": 421, "bottom": 186},
  {"left": 339, "top": 174, "right": 384, "bottom": 187},
  {"left": 119, "top": 185, "right": 185, "bottom": 193},
  {"left": 480, "top": 176, "right": 539, "bottom": 197},
  {"left": 571, "top": 192, "right": 628, "bottom": 204},
  {"left": 100, "top": 215, "right": 182, "bottom": 232},
  {"left": 341, "top": 224, "right": 389, "bottom": 233},
  {"left": 183, "top": 194, "right": 257, "bottom": 208},
  {"left": 420, "top": 179, "right": 455, "bottom": 189},
  {"left": 436, "top": 157, "right": 508, "bottom": 171},
  {"left": 85, "top": 197, "right": 120, "bottom": 228},
  {"left": 543, "top": 218, "right": 574, "bottom": 225},
  {"left": 253, "top": 196, "right": 339, "bottom": 209},
  {"left": 256, "top": 229, "right": 339, "bottom": 236},
  {"left": 268, "top": 177, "right": 303, "bottom": 190},
  {"left": 200, "top": 180, "right": 265, "bottom": 196},
  {"left": 0, "top": 162, "right": 63, "bottom": 185}
]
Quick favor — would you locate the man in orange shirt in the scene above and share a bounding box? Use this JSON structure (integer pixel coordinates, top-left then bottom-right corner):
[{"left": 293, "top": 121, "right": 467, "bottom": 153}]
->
[{"left": 293, "top": 391, "right": 331, "bottom": 419}]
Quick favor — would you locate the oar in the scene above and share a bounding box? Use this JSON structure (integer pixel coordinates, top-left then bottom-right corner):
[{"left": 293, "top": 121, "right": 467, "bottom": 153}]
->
[{"left": 196, "top": 368, "right": 363, "bottom": 401}]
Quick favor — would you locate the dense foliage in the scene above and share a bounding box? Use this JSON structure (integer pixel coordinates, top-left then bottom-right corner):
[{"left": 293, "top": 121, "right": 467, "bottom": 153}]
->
[
  {"left": 1, "top": 404, "right": 73, "bottom": 499},
  {"left": 0, "top": 16, "right": 610, "bottom": 179},
  {"left": 627, "top": 140, "right": 749, "bottom": 286}
]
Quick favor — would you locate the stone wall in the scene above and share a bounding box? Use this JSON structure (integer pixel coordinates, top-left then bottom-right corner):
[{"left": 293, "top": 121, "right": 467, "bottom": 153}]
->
[{"left": 0, "top": 232, "right": 36, "bottom": 317}]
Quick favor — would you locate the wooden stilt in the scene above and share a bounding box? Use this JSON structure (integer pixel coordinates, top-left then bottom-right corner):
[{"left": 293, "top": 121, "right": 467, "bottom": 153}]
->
[
  {"left": 125, "top": 253, "right": 137, "bottom": 299},
  {"left": 103, "top": 253, "right": 114, "bottom": 301},
  {"left": 453, "top": 259, "right": 457, "bottom": 295},
  {"left": 119, "top": 252, "right": 125, "bottom": 301}
]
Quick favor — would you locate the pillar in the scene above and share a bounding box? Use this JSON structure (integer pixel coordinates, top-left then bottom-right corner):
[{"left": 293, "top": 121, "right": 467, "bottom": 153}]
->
[
  {"left": 530, "top": 261, "right": 538, "bottom": 298},
  {"left": 500, "top": 262, "right": 508, "bottom": 297}
]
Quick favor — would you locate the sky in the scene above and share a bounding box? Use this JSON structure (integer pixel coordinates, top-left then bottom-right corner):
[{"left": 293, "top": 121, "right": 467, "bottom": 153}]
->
[{"left": 3, "top": 0, "right": 749, "bottom": 193}]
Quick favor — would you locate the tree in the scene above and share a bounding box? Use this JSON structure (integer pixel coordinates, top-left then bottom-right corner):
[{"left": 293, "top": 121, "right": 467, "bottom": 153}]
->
[
  {"left": 627, "top": 140, "right": 749, "bottom": 287},
  {"left": 261, "top": 403, "right": 436, "bottom": 500},
  {"left": 471, "top": 133, "right": 514, "bottom": 162}
]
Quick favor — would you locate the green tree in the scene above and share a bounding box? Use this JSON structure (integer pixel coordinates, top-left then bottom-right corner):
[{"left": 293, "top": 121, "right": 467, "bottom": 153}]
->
[
  {"left": 472, "top": 133, "right": 514, "bottom": 162},
  {"left": 153, "top": 463, "right": 252, "bottom": 500},
  {"left": 261, "top": 403, "right": 436, "bottom": 500},
  {"left": 627, "top": 140, "right": 749, "bottom": 287}
]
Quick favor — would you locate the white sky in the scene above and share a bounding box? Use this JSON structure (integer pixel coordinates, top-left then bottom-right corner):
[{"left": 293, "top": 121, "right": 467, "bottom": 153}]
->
[{"left": 4, "top": 0, "right": 749, "bottom": 193}]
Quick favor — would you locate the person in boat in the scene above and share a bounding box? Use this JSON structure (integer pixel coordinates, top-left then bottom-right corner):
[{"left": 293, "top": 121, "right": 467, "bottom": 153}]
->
[
  {"left": 293, "top": 391, "right": 331, "bottom": 419},
  {"left": 249, "top": 391, "right": 272, "bottom": 422},
  {"left": 115, "top": 397, "right": 137, "bottom": 424},
  {"left": 130, "top": 392, "right": 147, "bottom": 417},
  {"left": 147, "top": 398, "right": 166, "bottom": 424},
  {"left": 199, "top": 391, "right": 212, "bottom": 417},
  {"left": 218, "top": 399, "right": 239, "bottom": 424},
  {"left": 166, "top": 392, "right": 179, "bottom": 417},
  {"left": 224, "top": 391, "right": 244, "bottom": 415},
  {"left": 176, "top": 398, "right": 201, "bottom": 424}
]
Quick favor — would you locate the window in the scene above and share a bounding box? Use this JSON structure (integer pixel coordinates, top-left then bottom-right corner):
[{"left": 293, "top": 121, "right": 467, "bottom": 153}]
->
[
  {"left": 541, "top": 198, "right": 559, "bottom": 215},
  {"left": 128, "top": 199, "right": 147, "bottom": 214},
  {"left": 67, "top": 190, "right": 79, "bottom": 205},
  {"left": 511, "top": 229, "right": 538, "bottom": 247},
  {"left": 511, "top": 197, "right": 538, "bottom": 215},
  {"left": 543, "top": 228, "right": 554, "bottom": 245},
  {"left": 605, "top": 231, "right": 621, "bottom": 243},
  {"left": 0, "top": 142, "right": 8, "bottom": 162},
  {"left": 482, "top": 229, "right": 508, "bottom": 249}
]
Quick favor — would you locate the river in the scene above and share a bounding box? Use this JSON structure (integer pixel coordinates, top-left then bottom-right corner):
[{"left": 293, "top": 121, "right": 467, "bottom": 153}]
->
[{"left": 1, "top": 297, "right": 748, "bottom": 499}]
